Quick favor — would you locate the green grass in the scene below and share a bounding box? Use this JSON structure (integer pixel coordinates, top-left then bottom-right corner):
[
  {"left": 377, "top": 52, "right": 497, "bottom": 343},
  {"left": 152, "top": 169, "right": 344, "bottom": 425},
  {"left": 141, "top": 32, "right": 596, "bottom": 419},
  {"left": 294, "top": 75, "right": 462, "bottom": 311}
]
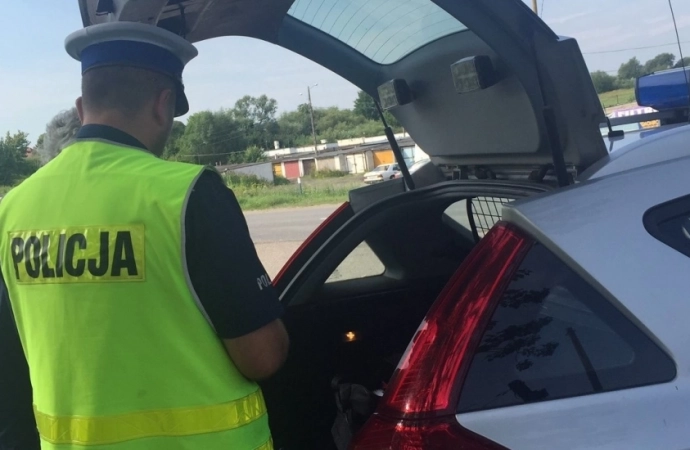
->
[
  {"left": 226, "top": 173, "right": 364, "bottom": 211},
  {"left": 0, "top": 175, "right": 363, "bottom": 211},
  {"left": 309, "top": 169, "right": 350, "bottom": 179},
  {"left": 599, "top": 88, "right": 636, "bottom": 109}
]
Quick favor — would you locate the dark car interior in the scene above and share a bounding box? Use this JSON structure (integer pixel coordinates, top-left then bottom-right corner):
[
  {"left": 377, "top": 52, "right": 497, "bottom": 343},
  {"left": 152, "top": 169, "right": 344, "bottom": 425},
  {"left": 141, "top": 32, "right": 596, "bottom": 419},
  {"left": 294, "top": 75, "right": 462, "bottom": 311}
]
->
[{"left": 260, "top": 181, "right": 551, "bottom": 449}]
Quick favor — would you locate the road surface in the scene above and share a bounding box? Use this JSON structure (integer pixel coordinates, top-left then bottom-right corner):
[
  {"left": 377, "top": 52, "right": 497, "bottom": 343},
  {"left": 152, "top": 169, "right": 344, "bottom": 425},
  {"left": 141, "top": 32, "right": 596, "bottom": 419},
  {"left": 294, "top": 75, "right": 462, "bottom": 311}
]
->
[
  {"left": 245, "top": 204, "right": 341, "bottom": 277},
  {"left": 245, "top": 201, "right": 480, "bottom": 279},
  {"left": 245, "top": 204, "right": 341, "bottom": 243}
]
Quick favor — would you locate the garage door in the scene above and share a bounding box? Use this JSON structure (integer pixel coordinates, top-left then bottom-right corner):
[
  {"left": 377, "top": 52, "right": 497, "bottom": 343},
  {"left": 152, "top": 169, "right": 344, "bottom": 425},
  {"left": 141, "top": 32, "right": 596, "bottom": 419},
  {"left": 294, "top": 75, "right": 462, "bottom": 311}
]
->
[
  {"left": 346, "top": 154, "right": 366, "bottom": 174},
  {"left": 302, "top": 159, "right": 316, "bottom": 176},
  {"left": 373, "top": 149, "right": 394, "bottom": 166},
  {"left": 272, "top": 163, "right": 283, "bottom": 177},
  {"left": 284, "top": 160, "right": 300, "bottom": 179}
]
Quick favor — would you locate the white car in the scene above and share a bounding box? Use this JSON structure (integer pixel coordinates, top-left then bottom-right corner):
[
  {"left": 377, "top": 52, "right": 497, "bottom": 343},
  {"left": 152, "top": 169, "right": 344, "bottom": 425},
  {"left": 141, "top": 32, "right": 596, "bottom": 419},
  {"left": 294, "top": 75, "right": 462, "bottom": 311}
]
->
[
  {"left": 393, "top": 159, "right": 430, "bottom": 179},
  {"left": 363, "top": 164, "right": 400, "bottom": 184}
]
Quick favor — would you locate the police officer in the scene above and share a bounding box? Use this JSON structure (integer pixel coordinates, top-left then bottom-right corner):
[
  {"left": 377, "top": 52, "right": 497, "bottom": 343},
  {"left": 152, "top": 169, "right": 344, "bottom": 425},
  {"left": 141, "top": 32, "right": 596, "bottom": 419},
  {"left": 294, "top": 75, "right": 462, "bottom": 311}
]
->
[{"left": 0, "top": 22, "right": 288, "bottom": 450}]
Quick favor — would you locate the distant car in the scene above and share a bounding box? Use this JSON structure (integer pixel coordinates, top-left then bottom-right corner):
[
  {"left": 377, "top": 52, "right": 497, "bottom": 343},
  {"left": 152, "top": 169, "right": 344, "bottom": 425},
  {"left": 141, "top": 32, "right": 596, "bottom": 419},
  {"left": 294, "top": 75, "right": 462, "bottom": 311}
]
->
[
  {"left": 363, "top": 163, "right": 399, "bottom": 184},
  {"left": 393, "top": 158, "right": 431, "bottom": 179}
]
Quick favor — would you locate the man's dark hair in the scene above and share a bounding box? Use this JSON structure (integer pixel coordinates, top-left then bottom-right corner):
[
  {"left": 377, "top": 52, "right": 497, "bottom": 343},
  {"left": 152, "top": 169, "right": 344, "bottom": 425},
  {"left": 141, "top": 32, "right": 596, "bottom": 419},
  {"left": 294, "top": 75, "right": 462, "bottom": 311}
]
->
[{"left": 81, "top": 66, "right": 176, "bottom": 115}]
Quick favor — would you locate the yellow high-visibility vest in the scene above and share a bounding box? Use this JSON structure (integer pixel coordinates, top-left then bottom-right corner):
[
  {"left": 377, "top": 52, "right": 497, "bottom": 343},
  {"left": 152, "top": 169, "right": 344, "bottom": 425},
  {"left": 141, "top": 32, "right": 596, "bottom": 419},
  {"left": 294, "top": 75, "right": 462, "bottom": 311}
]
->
[{"left": 0, "top": 139, "right": 272, "bottom": 450}]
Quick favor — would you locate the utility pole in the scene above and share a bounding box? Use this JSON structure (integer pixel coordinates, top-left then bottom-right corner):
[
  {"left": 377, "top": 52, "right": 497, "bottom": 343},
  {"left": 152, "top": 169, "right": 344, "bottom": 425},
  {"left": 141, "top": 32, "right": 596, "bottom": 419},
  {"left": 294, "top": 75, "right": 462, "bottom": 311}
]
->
[
  {"left": 532, "top": 0, "right": 538, "bottom": 15},
  {"left": 307, "top": 85, "right": 318, "bottom": 154}
]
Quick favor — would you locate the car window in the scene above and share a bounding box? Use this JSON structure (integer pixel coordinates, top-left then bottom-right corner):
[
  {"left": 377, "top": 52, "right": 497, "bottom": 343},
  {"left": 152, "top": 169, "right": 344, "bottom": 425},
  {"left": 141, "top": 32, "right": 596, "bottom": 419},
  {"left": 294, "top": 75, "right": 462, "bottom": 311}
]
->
[
  {"left": 457, "top": 243, "right": 675, "bottom": 413},
  {"left": 326, "top": 241, "right": 385, "bottom": 283},
  {"left": 644, "top": 194, "right": 690, "bottom": 258},
  {"left": 287, "top": 0, "right": 468, "bottom": 64},
  {"left": 444, "top": 197, "right": 510, "bottom": 240},
  {"left": 443, "top": 200, "right": 472, "bottom": 232}
]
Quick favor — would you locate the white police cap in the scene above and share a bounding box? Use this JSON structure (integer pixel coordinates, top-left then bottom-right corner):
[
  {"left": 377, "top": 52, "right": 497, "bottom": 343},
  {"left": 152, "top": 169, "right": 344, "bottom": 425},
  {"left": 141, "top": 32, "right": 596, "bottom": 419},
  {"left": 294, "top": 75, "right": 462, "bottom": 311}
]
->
[{"left": 65, "top": 22, "right": 198, "bottom": 116}]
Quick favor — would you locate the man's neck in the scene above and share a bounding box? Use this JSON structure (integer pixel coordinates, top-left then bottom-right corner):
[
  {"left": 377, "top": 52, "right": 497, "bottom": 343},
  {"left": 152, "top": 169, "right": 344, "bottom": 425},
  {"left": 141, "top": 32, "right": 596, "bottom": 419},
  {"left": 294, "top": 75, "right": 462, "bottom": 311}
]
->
[{"left": 81, "top": 115, "right": 152, "bottom": 151}]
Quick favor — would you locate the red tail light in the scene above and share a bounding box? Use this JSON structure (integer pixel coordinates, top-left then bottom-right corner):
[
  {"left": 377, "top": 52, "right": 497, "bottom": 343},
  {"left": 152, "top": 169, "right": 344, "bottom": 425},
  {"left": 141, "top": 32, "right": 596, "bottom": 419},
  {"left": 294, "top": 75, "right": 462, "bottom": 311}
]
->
[
  {"left": 351, "top": 222, "right": 532, "bottom": 450},
  {"left": 351, "top": 415, "right": 508, "bottom": 450},
  {"left": 272, "top": 202, "right": 350, "bottom": 286}
]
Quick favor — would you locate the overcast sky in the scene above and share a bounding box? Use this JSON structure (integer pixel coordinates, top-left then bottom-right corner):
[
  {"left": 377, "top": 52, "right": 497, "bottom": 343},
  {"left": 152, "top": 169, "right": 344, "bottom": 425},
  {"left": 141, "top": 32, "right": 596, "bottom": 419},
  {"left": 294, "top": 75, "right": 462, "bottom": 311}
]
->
[{"left": 1, "top": 0, "right": 689, "bottom": 143}]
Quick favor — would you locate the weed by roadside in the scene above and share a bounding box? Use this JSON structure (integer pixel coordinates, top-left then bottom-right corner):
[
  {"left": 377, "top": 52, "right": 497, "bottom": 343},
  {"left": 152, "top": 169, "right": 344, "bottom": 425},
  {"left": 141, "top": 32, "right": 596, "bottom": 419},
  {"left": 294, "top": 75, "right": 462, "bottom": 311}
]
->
[
  {"left": 599, "top": 88, "right": 636, "bottom": 109},
  {"left": 309, "top": 169, "right": 349, "bottom": 179},
  {"left": 273, "top": 175, "right": 291, "bottom": 185},
  {"left": 224, "top": 172, "right": 363, "bottom": 210}
]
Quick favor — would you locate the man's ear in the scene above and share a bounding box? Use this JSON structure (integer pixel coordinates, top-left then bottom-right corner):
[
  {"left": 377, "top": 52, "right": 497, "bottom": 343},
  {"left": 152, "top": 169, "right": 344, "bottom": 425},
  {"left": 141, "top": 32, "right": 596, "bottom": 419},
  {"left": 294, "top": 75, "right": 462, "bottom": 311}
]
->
[
  {"left": 153, "top": 89, "right": 175, "bottom": 126},
  {"left": 76, "top": 97, "right": 84, "bottom": 123}
]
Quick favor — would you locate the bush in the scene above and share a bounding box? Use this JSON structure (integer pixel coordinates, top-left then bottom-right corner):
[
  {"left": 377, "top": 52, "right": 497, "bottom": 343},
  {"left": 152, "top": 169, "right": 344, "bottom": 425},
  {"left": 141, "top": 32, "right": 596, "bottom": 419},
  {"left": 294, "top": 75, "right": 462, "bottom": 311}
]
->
[
  {"left": 590, "top": 71, "right": 617, "bottom": 94},
  {"left": 223, "top": 172, "right": 272, "bottom": 189},
  {"left": 310, "top": 169, "right": 349, "bottom": 179},
  {"left": 273, "top": 175, "right": 291, "bottom": 186}
]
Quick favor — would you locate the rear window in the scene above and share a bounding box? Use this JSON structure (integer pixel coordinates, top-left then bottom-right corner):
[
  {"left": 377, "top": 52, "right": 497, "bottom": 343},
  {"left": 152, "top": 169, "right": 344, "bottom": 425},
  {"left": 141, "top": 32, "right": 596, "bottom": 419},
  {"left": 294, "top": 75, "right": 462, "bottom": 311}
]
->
[
  {"left": 287, "top": 0, "right": 467, "bottom": 64},
  {"left": 444, "top": 197, "right": 511, "bottom": 242},
  {"left": 457, "top": 242, "right": 675, "bottom": 413},
  {"left": 644, "top": 194, "right": 690, "bottom": 258}
]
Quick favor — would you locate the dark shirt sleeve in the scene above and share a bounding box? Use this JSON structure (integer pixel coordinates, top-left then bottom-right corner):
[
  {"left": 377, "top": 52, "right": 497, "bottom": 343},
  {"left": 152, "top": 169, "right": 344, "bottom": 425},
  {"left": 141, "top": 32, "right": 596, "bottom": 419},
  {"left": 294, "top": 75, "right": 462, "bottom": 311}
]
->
[
  {"left": 0, "top": 267, "right": 40, "bottom": 450},
  {"left": 185, "top": 171, "right": 283, "bottom": 339}
]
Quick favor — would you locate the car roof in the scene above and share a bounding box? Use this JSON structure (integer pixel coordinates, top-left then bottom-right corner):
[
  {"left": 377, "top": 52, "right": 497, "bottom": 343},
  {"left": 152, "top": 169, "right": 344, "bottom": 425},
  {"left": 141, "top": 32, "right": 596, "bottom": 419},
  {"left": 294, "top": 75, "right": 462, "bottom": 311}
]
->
[
  {"left": 78, "top": 0, "right": 606, "bottom": 178},
  {"left": 582, "top": 124, "right": 690, "bottom": 181},
  {"left": 504, "top": 154, "right": 690, "bottom": 365}
]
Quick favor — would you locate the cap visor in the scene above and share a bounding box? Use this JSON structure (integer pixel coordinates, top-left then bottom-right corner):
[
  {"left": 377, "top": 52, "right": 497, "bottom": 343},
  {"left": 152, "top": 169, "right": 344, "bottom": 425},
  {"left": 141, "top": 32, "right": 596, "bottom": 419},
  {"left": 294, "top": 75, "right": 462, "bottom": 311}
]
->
[{"left": 174, "top": 83, "right": 189, "bottom": 117}]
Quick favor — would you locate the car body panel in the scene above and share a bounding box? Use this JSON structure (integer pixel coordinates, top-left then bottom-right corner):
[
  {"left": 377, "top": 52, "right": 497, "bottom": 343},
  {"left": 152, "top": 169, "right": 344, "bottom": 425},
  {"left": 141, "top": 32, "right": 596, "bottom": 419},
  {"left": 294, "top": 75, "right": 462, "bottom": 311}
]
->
[
  {"left": 583, "top": 124, "right": 690, "bottom": 180},
  {"left": 457, "top": 155, "right": 690, "bottom": 448},
  {"left": 78, "top": 0, "right": 607, "bottom": 177},
  {"left": 458, "top": 382, "right": 690, "bottom": 449},
  {"left": 506, "top": 156, "right": 690, "bottom": 359}
]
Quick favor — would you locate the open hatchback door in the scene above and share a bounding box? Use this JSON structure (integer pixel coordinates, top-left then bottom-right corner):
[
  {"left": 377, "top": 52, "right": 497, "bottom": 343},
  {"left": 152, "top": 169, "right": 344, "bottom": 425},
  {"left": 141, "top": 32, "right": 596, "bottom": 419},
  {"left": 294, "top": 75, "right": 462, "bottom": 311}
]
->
[
  {"left": 78, "top": 1, "right": 609, "bottom": 448},
  {"left": 79, "top": 0, "right": 607, "bottom": 184}
]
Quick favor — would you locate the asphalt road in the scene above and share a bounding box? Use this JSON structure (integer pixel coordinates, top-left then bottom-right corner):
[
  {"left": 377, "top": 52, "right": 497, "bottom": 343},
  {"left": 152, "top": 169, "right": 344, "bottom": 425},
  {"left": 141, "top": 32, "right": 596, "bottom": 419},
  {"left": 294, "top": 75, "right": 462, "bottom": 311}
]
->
[
  {"left": 245, "top": 200, "right": 482, "bottom": 278},
  {"left": 245, "top": 204, "right": 341, "bottom": 277},
  {"left": 245, "top": 204, "right": 341, "bottom": 243}
]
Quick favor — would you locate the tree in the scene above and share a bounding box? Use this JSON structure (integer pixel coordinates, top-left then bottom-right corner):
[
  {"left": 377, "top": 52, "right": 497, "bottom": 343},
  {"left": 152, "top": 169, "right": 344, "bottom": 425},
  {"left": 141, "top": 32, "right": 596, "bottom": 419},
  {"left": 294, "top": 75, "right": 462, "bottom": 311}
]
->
[
  {"left": 0, "top": 131, "right": 39, "bottom": 186},
  {"left": 353, "top": 90, "right": 401, "bottom": 128},
  {"left": 673, "top": 57, "right": 690, "bottom": 69},
  {"left": 618, "top": 57, "right": 644, "bottom": 82},
  {"left": 162, "top": 121, "right": 186, "bottom": 160},
  {"left": 36, "top": 133, "right": 46, "bottom": 149},
  {"left": 177, "top": 110, "right": 246, "bottom": 165},
  {"left": 35, "top": 108, "right": 81, "bottom": 163},
  {"left": 354, "top": 91, "right": 379, "bottom": 121},
  {"left": 226, "top": 145, "right": 267, "bottom": 164},
  {"left": 277, "top": 104, "right": 314, "bottom": 148},
  {"left": 590, "top": 71, "right": 617, "bottom": 94},
  {"left": 644, "top": 52, "right": 675, "bottom": 75},
  {"left": 232, "top": 95, "right": 279, "bottom": 150}
]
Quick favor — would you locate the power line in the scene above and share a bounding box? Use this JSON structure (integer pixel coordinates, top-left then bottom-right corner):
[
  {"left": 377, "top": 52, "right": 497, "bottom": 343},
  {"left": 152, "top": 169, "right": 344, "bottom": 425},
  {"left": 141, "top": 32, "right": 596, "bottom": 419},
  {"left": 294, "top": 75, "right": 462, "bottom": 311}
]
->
[
  {"left": 583, "top": 40, "right": 690, "bottom": 55},
  {"left": 540, "top": 0, "right": 545, "bottom": 18}
]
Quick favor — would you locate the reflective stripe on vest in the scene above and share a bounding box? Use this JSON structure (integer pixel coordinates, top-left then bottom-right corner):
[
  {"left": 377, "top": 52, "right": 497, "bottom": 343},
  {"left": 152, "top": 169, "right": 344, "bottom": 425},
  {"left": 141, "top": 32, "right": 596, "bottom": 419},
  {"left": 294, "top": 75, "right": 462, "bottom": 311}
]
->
[{"left": 35, "top": 389, "right": 266, "bottom": 446}]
